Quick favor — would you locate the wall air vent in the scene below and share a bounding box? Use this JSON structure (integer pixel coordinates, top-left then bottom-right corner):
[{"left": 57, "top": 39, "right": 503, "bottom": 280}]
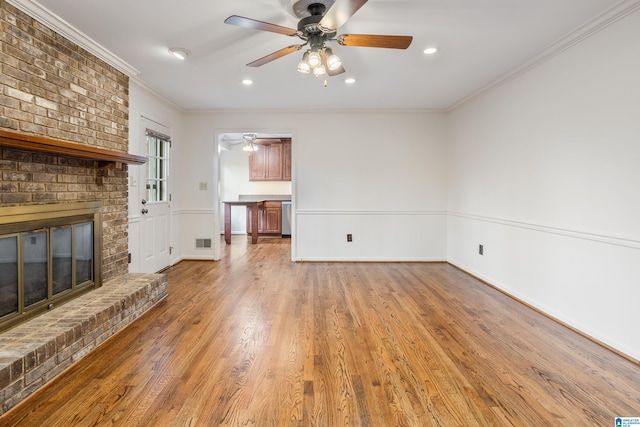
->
[{"left": 195, "top": 238, "right": 212, "bottom": 249}]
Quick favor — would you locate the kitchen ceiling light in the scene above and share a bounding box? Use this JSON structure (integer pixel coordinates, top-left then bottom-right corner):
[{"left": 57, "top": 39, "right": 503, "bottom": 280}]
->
[
  {"left": 242, "top": 142, "right": 258, "bottom": 152},
  {"left": 168, "top": 47, "right": 190, "bottom": 60}
]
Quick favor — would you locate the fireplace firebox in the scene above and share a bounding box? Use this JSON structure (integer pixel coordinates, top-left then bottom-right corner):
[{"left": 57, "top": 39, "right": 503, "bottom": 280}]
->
[{"left": 0, "top": 201, "right": 102, "bottom": 332}]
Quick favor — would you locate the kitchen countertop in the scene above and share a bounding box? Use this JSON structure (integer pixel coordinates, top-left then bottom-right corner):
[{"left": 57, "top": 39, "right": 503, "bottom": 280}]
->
[{"left": 236, "top": 194, "right": 291, "bottom": 202}]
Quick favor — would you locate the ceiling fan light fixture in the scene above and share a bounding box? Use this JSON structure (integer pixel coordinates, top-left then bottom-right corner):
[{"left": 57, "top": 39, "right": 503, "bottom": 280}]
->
[
  {"left": 313, "top": 65, "right": 326, "bottom": 76},
  {"left": 297, "top": 51, "right": 311, "bottom": 74},
  {"left": 168, "top": 47, "right": 190, "bottom": 60},
  {"left": 297, "top": 61, "right": 311, "bottom": 74},
  {"left": 308, "top": 49, "right": 322, "bottom": 68},
  {"left": 324, "top": 47, "right": 341, "bottom": 71}
]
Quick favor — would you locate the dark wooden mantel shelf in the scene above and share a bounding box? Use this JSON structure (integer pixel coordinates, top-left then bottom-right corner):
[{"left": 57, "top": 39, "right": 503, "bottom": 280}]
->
[{"left": 0, "top": 130, "right": 147, "bottom": 165}]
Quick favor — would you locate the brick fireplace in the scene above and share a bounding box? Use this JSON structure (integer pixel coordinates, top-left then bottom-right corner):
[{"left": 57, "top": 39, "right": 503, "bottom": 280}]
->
[
  {"left": 0, "top": 1, "right": 167, "bottom": 415},
  {"left": 0, "top": 1, "right": 130, "bottom": 278}
]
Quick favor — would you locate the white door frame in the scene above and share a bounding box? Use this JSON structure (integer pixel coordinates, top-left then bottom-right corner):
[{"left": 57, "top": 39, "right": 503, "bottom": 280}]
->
[{"left": 213, "top": 128, "right": 296, "bottom": 262}]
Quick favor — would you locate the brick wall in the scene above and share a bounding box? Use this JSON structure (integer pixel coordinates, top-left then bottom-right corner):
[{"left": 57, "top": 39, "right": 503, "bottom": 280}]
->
[{"left": 0, "top": 1, "right": 130, "bottom": 279}]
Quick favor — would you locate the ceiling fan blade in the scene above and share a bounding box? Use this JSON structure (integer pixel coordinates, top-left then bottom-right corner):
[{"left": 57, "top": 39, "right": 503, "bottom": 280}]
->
[
  {"left": 337, "top": 34, "right": 413, "bottom": 49},
  {"left": 319, "top": 0, "right": 369, "bottom": 30},
  {"left": 224, "top": 15, "right": 298, "bottom": 36},
  {"left": 246, "top": 45, "right": 303, "bottom": 67}
]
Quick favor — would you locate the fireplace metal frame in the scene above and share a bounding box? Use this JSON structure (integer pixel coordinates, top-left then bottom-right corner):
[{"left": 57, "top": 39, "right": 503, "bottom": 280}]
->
[{"left": 0, "top": 201, "right": 103, "bottom": 331}]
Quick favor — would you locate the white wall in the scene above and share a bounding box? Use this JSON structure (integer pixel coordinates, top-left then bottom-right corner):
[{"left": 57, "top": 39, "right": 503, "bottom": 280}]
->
[
  {"left": 181, "top": 110, "right": 448, "bottom": 261},
  {"left": 128, "top": 82, "right": 185, "bottom": 270},
  {"left": 447, "top": 9, "right": 640, "bottom": 360},
  {"left": 126, "top": 7, "right": 640, "bottom": 361}
]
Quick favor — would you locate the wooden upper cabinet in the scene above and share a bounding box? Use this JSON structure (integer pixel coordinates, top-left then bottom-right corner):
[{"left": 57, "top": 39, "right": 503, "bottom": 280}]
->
[
  {"left": 283, "top": 142, "right": 291, "bottom": 181},
  {"left": 265, "top": 144, "right": 283, "bottom": 180},
  {"left": 249, "top": 140, "right": 291, "bottom": 181},
  {"left": 249, "top": 148, "right": 267, "bottom": 180}
]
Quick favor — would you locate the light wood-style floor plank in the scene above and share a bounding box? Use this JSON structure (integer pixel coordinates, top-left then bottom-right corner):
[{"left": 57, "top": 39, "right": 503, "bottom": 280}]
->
[{"left": 1, "top": 236, "right": 639, "bottom": 426}]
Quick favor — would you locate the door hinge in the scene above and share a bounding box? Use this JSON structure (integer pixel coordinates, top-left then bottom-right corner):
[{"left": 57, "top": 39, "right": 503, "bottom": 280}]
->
[
  {"left": 169, "top": 193, "right": 172, "bottom": 202},
  {"left": 169, "top": 246, "right": 173, "bottom": 255}
]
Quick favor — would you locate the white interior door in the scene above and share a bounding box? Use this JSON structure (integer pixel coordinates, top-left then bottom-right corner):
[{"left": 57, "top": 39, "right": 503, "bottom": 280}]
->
[{"left": 139, "top": 129, "right": 171, "bottom": 273}]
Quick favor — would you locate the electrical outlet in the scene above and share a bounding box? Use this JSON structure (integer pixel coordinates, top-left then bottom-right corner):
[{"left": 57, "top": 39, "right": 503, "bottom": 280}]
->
[
  {"left": 479, "top": 244, "right": 484, "bottom": 255},
  {"left": 347, "top": 234, "right": 352, "bottom": 242}
]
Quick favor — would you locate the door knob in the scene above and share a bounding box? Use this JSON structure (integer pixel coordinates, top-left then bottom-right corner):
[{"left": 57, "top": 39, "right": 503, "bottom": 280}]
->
[
  {"left": 141, "top": 199, "right": 147, "bottom": 205},
  {"left": 141, "top": 209, "right": 149, "bottom": 214}
]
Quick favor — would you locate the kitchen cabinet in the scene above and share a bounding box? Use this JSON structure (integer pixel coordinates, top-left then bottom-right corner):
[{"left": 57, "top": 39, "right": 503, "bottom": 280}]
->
[
  {"left": 246, "top": 201, "right": 282, "bottom": 235},
  {"left": 283, "top": 142, "right": 291, "bottom": 181},
  {"left": 249, "top": 141, "right": 291, "bottom": 181}
]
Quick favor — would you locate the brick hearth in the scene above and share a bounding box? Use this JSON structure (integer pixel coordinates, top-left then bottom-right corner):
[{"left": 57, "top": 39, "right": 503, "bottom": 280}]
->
[{"left": 0, "top": 273, "right": 167, "bottom": 415}]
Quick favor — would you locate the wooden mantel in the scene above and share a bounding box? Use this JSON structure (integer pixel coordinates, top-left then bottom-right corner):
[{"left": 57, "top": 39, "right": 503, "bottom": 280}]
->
[{"left": 0, "top": 129, "right": 147, "bottom": 165}]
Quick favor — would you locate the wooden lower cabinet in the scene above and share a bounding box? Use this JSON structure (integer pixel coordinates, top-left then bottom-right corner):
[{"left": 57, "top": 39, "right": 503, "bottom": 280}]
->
[{"left": 247, "top": 201, "right": 282, "bottom": 235}]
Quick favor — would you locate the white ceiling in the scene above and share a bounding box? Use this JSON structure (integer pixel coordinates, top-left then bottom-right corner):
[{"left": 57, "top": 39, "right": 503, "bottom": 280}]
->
[{"left": 12, "top": 0, "right": 631, "bottom": 111}]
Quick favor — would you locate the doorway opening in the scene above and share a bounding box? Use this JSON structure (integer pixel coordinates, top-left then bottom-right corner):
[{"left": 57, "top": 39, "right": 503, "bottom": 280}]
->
[{"left": 216, "top": 131, "right": 294, "bottom": 260}]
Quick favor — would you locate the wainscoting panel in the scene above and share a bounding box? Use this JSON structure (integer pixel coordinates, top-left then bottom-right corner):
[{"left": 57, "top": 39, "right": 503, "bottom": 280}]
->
[
  {"left": 447, "top": 212, "right": 640, "bottom": 362},
  {"left": 295, "top": 210, "right": 447, "bottom": 262}
]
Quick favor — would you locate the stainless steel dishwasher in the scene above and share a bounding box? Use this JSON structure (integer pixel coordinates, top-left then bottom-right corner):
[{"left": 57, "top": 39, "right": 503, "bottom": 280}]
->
[{"left": 281, "top": 201, "right": 292, "bottom": 237}]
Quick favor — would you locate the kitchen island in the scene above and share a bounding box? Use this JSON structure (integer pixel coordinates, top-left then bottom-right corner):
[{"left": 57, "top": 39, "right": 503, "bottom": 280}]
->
[{"left": 223, "top": 195, "right": 291, "bottom": 244}]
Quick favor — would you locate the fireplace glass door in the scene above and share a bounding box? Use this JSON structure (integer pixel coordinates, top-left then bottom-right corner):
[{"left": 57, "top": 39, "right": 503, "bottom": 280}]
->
[
  {"left": 23, "top": 229, "right": 48, "bottom": 307},
  {"left": 0, "top": 221, "right": 95, "bottom": 329},
  {"left": 0, "top": 235, "right": 18, "bottom": 318}
]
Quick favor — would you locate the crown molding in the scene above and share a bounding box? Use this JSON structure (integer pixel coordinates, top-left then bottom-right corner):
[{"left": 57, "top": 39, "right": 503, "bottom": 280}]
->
[
  {"left": 448, "top": 0, "right": 640, "bottom": 112},
  {"left": 6, "top": 0, "right": 139, "bottom": 77},
  {"left": 129, "top": 77, "right": 187, "bottom": 113}
]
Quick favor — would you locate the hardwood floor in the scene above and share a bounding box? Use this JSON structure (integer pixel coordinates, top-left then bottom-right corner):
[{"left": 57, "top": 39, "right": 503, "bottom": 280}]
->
[{"left": 2, "top": 236, "right": 639, "bottom": 426}]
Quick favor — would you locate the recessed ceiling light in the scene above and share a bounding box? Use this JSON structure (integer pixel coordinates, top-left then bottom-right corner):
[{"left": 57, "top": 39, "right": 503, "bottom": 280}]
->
[
  {"left": 423, "top": 47, "right": 439, "bottom": 55},
  {"left": 345, "top": 78, "right": 356, "bottom": 84},
  {"left": 168, "top": 47, "right": 190, "bottom": 60},
  {"left": 242, "top": 79, "right": 253, "bottom": 85}
]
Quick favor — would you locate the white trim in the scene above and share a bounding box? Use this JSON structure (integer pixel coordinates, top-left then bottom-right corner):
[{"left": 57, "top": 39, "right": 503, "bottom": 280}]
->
[
  {"left": 295, "top": 257, "right": 446, "bottom": 262},
  {"left": 171, "top": 255, "right": 216, "bottom": 263},
  {"left": 448, "top": 211, "right": 640, "bottom": 250},
  {"left": 174, "top": 209, "right": 216, "bottom": 215},
  {"left": 130, "top": 78, "right": 186, "bottom": 113},
  {"left": 6, "top": 0, "right": 139, "bottom": 77},
  {"left": 449, "top": 0, "right": 640, "bottom": 111},
  {"left": 297, "top": 209, "right": 447, "bottom": 216}
]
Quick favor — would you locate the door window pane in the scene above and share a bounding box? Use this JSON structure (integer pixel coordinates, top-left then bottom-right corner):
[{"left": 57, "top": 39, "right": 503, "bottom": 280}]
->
[
  {"left": 146, "top": 132, "right": 169, "bottom": 203},
  {"left": 23, "top": 231, "right": 48, "bottom": 307},
  {"left": 0, "top": 236, "right": 18, "bottom": 317}
]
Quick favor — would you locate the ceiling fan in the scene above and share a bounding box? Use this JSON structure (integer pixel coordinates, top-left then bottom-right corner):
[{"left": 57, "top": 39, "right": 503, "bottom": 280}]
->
[
  {"left": 224, "top": 133, "right": 281, "bottom": 152},
  {"left": 224, "top": 0, "right": 413, "bottom": 77}
]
